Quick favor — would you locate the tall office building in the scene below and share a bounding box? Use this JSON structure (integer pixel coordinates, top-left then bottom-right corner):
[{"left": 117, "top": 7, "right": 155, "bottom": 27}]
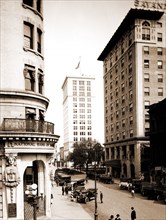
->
[
  {"left": 62, "top": 75, "right": 95, "bottom": 160},
  {"left": 0, "top": 1, "right": 59, "bottom": 219},
  {"left": 98, "top": 0, "right": 166, "bottom": 178}
]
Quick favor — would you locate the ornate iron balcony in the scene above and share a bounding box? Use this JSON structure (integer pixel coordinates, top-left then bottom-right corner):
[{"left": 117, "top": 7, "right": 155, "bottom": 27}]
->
[{"left": 3, "top": 118, "right": 54, "bottom": 134}]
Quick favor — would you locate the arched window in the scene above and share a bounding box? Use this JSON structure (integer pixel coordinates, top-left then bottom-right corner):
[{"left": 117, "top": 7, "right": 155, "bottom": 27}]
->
[{"left": 142, "top": 21, "right": 150, "bottom": 40}]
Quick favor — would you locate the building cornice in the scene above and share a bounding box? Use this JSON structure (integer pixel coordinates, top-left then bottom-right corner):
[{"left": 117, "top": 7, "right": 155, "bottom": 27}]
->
[{"left": 98, "top": 8, "right": 163, "bottom": 61}]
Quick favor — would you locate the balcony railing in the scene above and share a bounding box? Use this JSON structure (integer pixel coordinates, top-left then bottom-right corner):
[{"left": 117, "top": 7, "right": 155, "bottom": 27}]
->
[{"left": 3, "top": 118, "right": 54, "bottom": 134}]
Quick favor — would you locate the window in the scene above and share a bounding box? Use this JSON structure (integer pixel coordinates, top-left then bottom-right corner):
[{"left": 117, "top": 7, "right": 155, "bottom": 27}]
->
[
  {"left": 129, "top": 103, "right": 133, "bottom": 112},
  {"left": 38, "top": 69, "right": 43, "bottom": 94},
  {"left": 158, "top": 88, "right": 163, "bottom": 96},
  {"left": 142, "top": 21, "right": 150, "bottom": 40},
  {"left": 143, "top": 46, "right": 149, "bottom": 54},
  {"left": 157, "top": 47, "right": 163, "bottom": 55},
  {"left": 144, "top": 60, "right": 149, "bottom": 68},
  {"left": 157, "top": 33, "right": 162, "bottom": 42},
  {"left": 128, "top": 50, "right": 132, "bottom": 60},
  {"left": 79, "top": 81, "right": 84, "bottom": 85},
  {"left": 157, "top": 22, "right": 162, "bottom": 28},
  {"left": 144, "top": 101, "right": 150, "bottom": 109},
  {"left": 24, "top": 66, "right": 35, "bottom": 91},
  {"left": 129, "top": 77, "right": 132, "bottom": 87},
  {"left": 144, "top": 87, "right": 150, "bottom": 96},
  {"left": 24, "top": 22, "right": 33, "bottom": 49},
  {"left": 121, "top": 58, "right": 124, "bottom": 68},
  {"left": 144, "top": 73, "right": 150, "bottom": 82},
  {"left": 157, "top": 60, "right": 163, "bottom": 69},
  {"left": 36, "top": 0, "right": 41, "bottom": 13},
  {"left": 26, "top": 107, "right": 36, "bottom": 120},
  {"left": 129, "top": 90, "right": 133, "bottom": 99},
  {"left": 129, "top": 116, "right": 133, "bottom": 125},
  {"left": 129, "top": 130, "right": 133, "bottom": 137},
  {"left": 79, "top": 86, "right": 85, "bottom": 91},
  {"left": 23, "top": 0, "right": 33, "bottom": 7},
  {"left": 128, "top": 63, "right": 132, "bottom": 74},
  {"left": 37, "top": 28, "right": 42, "bottom": 53},
  {"left": 158, "top": 74, "right": 163, "bottom": 82}
]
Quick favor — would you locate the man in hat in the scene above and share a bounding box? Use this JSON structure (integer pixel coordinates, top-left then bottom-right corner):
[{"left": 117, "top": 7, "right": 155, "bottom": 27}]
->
[{"left": 131, "top": 207, "right": 136, "bottom": 220}]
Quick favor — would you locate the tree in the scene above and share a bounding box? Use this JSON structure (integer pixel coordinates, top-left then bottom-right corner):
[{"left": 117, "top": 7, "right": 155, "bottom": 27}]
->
[{"left": 67, "top": 140, "right": 104, "bottom": 170}]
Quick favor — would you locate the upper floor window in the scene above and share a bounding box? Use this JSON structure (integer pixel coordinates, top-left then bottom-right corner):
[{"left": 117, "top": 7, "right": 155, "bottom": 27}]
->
[
  {"left": 144, "top": 60, "right": 149, "bottom": 68},
  {"left": 24, "top": 22, "right": 33, "bottom": 49},
  {"left": 158, "top": 74, "right": 163, "bottom": 83},
  {"left": 143, "top": 46, "right": 149, "bottom": 54},
  {"left": 144, "top": 87, "right": 150, "bottom": 96},
  {"left": 38, "top": 69, "right": 44, "bottom": 94},
  {"left": 157, "top": 47, "right": 163, "bottom": 55},
  {"left": 158, "top": 87, "right": 163, "bottom": 96},
  {"left": 157, "top": 60, "right": 163, "bottom": 69},
  {"left": 37, "top": 28, "right": 42, "bottom": 53},
  {"left": 23, "top": 0, "right": 33, "bottom": 7},
  {"left": 144, "top": 73, "right": 150, "bottom": 82},
  {"left": 36, "top": 0, "right": 41, "bottom": 13},
  {"left": 157, "top": 33, "right": 162, "bottom": 42},
  {"left": 142, "top": 21, "right": 150, "bottom": 40},
  {"left": 24, "top": 65, "right": 35, "bottom": 91},
  {"left": 23, "top": 0, "right": 42, "bottom": 14}
]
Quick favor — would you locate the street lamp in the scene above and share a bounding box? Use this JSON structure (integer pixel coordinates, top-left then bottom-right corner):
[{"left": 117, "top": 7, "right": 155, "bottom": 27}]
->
[
  {"left": 93, "top": 143, "right": 101, "bottom": 220},
  {"left": 25, "top": 183, "right": 43, "bottom": 220}
]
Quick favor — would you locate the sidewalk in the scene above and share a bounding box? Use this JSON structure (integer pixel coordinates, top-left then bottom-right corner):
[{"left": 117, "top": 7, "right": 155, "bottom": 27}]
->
[{"left": 38, "top": 183, "right": 93, "bottom": 220}]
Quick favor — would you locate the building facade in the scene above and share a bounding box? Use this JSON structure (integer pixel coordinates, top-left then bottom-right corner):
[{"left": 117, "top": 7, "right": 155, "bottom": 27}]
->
[
  {"left": 98, "top": 1, "right": 166, "bottom": 178},
  {"left": 61, "top": 76, "right": 95, "bottom": 161},
  {"left": 0, "top": 1, "right": 59, "bottom": 219}
]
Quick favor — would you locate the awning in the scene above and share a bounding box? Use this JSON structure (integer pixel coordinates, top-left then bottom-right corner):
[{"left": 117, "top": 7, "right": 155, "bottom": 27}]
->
[{"left": 104, "top": 159, "right": 121, "bottom": 168}]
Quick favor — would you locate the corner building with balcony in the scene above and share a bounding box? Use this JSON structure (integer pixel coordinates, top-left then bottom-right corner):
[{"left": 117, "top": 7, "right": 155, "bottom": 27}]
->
[
  {"left": 98, "top": 1, "right": 166, "bottom": 179},
  {"left": 0, "top": 1, "right": 59, "bottom": 219}
]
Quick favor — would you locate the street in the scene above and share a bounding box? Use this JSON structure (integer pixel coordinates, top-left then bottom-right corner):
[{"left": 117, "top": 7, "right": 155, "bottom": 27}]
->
[
  {"left": 49, "top": 176, "right": 166, "bottom": 220},
  {"left": 81, "top": 180, "right": 166, "bottom": 220}
]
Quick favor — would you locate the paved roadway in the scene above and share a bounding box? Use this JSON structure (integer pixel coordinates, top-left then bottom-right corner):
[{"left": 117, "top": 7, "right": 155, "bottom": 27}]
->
[
  {"left": 39, "top": 176, "right": 166, "bottom": 220},
  {"left": 81, "top": 179, "right": 166, "bottom": 220}
]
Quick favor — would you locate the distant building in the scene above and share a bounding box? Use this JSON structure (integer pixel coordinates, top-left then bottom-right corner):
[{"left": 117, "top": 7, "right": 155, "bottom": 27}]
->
[
  {"left": 98, "top": 1, "right": 166, "bottom": 178},
  {"left": 61, "top": 75, "right": 95, "bottom": 161},
  {"left": 0, "top": 1, "right": 59, "bottom": 219}
]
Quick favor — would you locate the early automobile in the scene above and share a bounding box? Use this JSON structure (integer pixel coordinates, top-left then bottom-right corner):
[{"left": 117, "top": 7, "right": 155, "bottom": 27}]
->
[
  {"left": 76, "top": 188, "right": 96, "bottom": 203},
  {"left": 119, "top": 178, "right": 132, "bottom": 190}
]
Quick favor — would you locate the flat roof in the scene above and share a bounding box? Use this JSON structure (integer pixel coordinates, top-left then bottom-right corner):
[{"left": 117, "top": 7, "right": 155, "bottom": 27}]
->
[{"left": 98, "top": 8, "right": 163, "bottom": 61}]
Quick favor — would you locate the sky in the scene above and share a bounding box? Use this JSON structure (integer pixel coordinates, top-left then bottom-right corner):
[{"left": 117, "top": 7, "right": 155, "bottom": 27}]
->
[{"left": 43, "top": 0, "right": 134, "bottom": 146}]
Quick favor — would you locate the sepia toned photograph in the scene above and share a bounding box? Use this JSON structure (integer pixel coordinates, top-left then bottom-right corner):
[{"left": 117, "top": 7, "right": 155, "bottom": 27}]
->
[{"left": 0, "top": 0, "right": 166, "bottom": 219}]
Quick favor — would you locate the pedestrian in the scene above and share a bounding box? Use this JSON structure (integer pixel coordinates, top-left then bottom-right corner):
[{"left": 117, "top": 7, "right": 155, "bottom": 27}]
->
[
  {"left": 62, "top": 185, "right": 64, "bottom": 195},
  {"left": 108, "top": 214, "right": 114, "bottom": 220},
  {"left": 115, "top": 214, "right": 121, "bottom": 220},
  {"left": 51, "top": 193, "right": 53, "bottom": 205},
  {"left": 100, "top": 191, "right": 103, "bottom": 203},
  {"left": 131, "top": 207, "right": 136, "bottom": 220},
  {"left": 131, "top": 186, "right": 135, "bottom": 198},
  {"left": 65, "top": 185, "right": 68, "bottom": 195}
]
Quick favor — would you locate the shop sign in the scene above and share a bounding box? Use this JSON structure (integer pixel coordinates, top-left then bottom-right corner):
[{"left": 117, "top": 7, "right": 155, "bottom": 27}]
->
[{"left": 134, "top": 0, "right": 166, "bottom": 11}]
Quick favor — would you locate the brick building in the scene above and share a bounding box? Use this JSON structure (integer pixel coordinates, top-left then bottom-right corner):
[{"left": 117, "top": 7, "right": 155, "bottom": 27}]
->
[{"left": 98, "top": 1, "right": 166, "bottom": 178}]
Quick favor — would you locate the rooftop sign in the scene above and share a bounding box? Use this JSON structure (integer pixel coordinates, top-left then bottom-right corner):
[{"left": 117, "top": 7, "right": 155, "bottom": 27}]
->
[{"left": 134, "top": 0, "right": 166, "bottom": 11}]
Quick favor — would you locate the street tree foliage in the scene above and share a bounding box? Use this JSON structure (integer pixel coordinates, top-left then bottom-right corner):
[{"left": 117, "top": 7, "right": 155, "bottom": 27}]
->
[{"left": 67, "top": 139, "right": 104, "bottom": 170}]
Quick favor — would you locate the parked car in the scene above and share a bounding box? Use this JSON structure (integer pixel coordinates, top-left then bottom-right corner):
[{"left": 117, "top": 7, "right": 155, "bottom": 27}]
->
[
  {"left": 99, "top": 174, "right": 113, "bottom": 184},
  {"left": 76, "top": 188, "right": 96, "bottom": 203},
  {"left": 131, "top": 179, "right": 143, "bottom": 193},
  {"left": 119, "top": 178, "right": 132, "bottom": 190}
]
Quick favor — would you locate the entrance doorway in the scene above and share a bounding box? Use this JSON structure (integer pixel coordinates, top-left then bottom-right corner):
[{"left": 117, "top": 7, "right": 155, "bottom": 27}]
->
[{"left": 24, "top": 160, "right": 45, "bottom": 220}]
